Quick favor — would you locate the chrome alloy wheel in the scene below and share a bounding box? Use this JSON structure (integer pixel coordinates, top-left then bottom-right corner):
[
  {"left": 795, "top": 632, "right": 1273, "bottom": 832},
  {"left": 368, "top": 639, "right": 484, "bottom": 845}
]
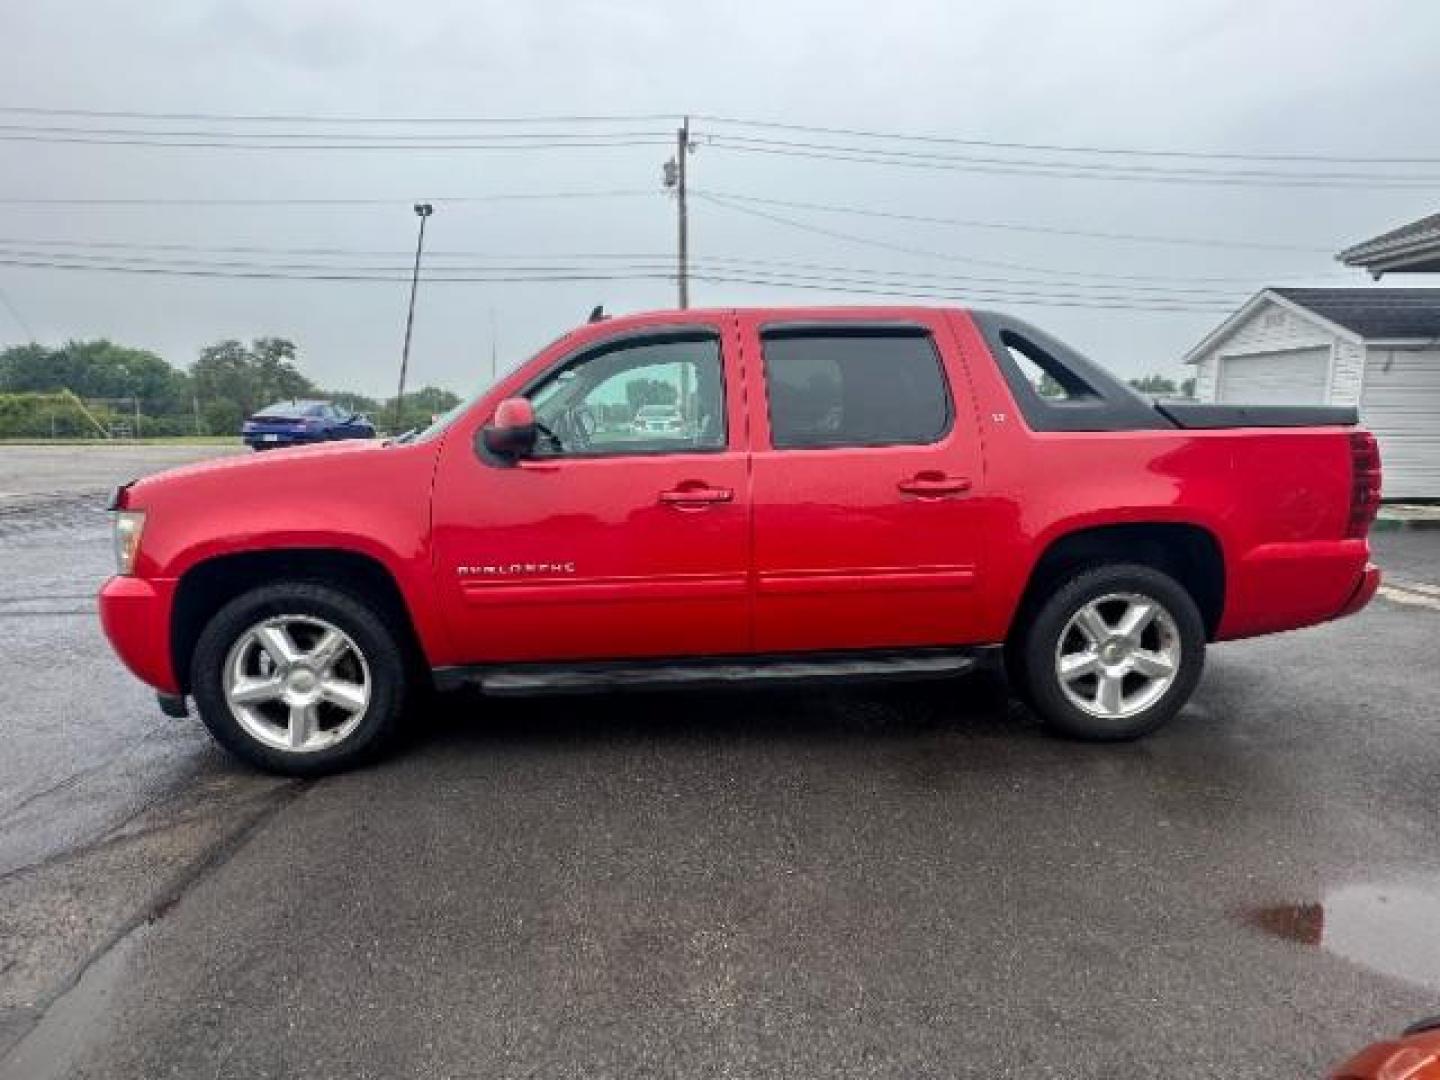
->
[
  {"left": 1054, "top": 592, "right": 1181, "bottom": 720},
  {"left": 222, "top": 615, "right": 371, "bottom": 753}
]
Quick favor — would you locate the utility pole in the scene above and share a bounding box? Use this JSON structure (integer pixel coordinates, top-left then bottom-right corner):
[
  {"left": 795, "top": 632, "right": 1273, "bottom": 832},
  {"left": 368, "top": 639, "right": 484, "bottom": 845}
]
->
[
  {"left": 664, "top": 117, "right": 692, "bottom": 309},
  {"left": 663, "top": 117, "right": 694, "bottom": 419},
  {"left": 393, "top": 202, "right": 434, "bottom": 433}
]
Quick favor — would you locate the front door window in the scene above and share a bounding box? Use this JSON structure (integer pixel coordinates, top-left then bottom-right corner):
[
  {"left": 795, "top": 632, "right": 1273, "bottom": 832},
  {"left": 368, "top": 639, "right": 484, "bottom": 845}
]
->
[{"left": 527, "top": 334, "right": 726, "bottom": 457}]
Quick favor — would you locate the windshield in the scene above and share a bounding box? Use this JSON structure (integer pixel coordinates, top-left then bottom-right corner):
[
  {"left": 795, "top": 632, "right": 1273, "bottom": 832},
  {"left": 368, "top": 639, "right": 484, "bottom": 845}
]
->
[{"left": 392, "top": 334, "right": 571, "bottom": 444}]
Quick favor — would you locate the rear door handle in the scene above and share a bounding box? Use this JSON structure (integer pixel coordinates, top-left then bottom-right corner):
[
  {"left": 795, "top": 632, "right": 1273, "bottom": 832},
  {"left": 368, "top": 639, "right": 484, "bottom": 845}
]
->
[
  {"left": 897, "top": 473, "right": 972, "bottom": 497},
  {"left": 659, "top": 484, "right": 734, "bottom": 507}
]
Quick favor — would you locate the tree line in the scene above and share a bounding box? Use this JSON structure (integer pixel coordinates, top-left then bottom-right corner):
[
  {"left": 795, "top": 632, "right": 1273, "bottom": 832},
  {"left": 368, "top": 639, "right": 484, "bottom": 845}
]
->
[
  {"left": 0, "top": 337, "right": 460, "bottom": 438},
  {"left": 1127, "top": 374, "right": 1196, "bottom": 397}
]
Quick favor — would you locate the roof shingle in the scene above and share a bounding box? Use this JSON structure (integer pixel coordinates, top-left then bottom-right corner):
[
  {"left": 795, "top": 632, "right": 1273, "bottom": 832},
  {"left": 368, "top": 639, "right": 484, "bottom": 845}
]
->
[{"left": 1272, "top": 287, "right": 1440, "bottom": 340}]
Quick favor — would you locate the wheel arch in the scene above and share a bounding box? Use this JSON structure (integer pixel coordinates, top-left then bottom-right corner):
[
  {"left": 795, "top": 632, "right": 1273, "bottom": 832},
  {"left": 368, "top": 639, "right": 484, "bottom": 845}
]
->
[
  {"left": 1010, "top": 521, "right": 1226, "bottom": 642},
  {"left": 170, "top": 547, "right": 430, "bottom": 694}
]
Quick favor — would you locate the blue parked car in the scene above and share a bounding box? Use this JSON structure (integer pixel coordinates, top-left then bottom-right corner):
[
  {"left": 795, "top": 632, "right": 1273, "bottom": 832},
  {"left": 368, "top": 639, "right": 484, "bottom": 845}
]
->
[{"left": 241, "top": 400, "right": 376, "bottom": 450}]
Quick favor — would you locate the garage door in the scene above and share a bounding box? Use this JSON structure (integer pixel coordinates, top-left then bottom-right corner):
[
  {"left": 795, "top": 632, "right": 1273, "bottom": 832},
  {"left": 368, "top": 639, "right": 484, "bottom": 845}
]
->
[
  {"left": 1217, "top": 348, "right": 1330, "bottom": 405},
  {"left": 1363, "top": 348, "right": 1440, "bottom": 500}
]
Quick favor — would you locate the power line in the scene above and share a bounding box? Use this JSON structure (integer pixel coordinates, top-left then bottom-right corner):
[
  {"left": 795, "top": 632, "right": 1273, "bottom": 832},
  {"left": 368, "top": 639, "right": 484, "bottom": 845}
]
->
[
  {"left": 4, "top": 105, "right": 1433, "bottom": 166},
  {"left": 0, "top": 131, "right": 672, "bottom": 151},
  {"left": 0, "top": 242, "right": 1251, "bottom": 300},
  {"left": 0, "top": 189, "right": 654, "bottom": 207},
  {"left": 696, "top": 192, "right": 1298, "bottom": 285},
  {"left": 0, "top": 251, "right": 1240, "bottom": 312},
  {"left": 712, "top": 134, "right": 1440, "bottom": 183},
  {"left": 687, "top": 261, "right": 1244, "bottom": 302},
  {"left": 0, "top": 184, "right": 1342, "bottom": 267},
  {"left": 694, "top": 113, "right": 1440, "bottom": 166},
  {"left": 704, "top": 137, "right": 1440, "bottom": 190},
  {"left": 689, "top": 272, "right": 1233, "bottom": 313},
  {"left": 0, "top": 253, "right": 677, "bottom": 284},
  {"left": 0, "top": 105, "right": 674, "bottom": 126},
  {"left": 7, "top": 116, "right": 1432, "bottom": 184},
  {"left": 0, "top": 228, "right": 1266, "bottom": 293},
  {"left": 696, "top": 189, "right": 1336, "bottom": 255},
  {"left": 0, "top": 123, "right": 670, "bottom": 143}
]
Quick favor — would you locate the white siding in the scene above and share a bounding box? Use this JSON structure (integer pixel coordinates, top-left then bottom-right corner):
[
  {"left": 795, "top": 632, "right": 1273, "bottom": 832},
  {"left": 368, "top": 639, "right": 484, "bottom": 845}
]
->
[
  {"left": 1192, "top": 299, "right": 1340, "bottom": 402},
  {"left": 1194, "top": 353, "right": 1219, "bottom": 401},
  {"left": 1330, "top": 339, "right": 1365, "bottom": 406},
  {"left": 1362, "top": 347, "right": 1440, "bottom": 499}
]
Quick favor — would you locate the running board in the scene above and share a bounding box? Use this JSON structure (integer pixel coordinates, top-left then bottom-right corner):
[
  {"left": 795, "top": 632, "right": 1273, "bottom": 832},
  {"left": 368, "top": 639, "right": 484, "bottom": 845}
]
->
[{"left": 433, "top": 648, "right": 990, "bottom": 697}]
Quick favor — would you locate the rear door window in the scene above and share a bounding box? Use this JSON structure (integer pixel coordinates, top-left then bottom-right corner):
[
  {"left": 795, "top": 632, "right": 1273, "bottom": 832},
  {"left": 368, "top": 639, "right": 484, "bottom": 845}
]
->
[{"left": 761, "top": 328, "right": 951, "bottom": 449}]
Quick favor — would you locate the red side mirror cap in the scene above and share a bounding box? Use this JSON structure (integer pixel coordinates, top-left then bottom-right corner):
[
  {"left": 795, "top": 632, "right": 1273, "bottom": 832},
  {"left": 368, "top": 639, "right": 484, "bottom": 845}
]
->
[{"left": 482, "top": 397, "right": 538, "bottom": 459}]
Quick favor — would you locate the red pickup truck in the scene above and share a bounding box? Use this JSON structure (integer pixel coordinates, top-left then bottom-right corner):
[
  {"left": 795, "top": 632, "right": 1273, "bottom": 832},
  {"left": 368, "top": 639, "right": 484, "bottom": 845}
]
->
[{"left": 99, "top": 306, "right": 1382, "bottom": 774}]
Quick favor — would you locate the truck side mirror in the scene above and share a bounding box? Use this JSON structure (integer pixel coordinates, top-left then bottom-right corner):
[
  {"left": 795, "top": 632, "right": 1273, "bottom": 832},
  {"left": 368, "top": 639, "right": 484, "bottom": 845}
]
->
[{"left": 482, "top": 397, "right": 538, "bottom": 459}]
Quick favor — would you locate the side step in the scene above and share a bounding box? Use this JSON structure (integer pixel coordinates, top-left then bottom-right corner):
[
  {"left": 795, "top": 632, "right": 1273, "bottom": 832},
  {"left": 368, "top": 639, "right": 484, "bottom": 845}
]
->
[{"left": 434, "top": 648, "right": 990, "bottom": 697}]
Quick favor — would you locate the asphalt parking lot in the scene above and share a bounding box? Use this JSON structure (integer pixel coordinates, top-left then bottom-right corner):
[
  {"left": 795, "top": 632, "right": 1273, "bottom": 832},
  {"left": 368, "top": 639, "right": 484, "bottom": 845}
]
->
[{"left": 0, "top": 445, "right": 1437, "bottom": 1078}]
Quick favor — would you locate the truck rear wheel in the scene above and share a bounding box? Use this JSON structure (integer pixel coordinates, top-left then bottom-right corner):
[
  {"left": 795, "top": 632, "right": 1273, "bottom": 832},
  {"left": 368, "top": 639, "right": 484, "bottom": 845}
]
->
[
  {"left": 190, "top": 580, "right": 408, "bottom": 775},
  {"left": 1015, "top": 563, "right": 1205, "bottom": 741}
]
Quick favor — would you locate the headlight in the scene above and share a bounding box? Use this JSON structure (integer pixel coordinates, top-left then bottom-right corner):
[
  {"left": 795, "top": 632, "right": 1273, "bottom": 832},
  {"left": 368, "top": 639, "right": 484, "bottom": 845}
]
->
[{"left": 112, "top": 510, "right": 147, "bottom": 575}]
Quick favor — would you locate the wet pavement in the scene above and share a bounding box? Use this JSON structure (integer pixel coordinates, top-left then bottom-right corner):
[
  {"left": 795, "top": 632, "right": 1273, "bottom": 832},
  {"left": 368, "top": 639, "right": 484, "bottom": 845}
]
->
[
  {"left": 1373, "top": 529, "right": 1440, "bottom": 589},
  {"left": 0, "top": 443, "right": 242, "bottom": 504},
  {"left": 0, "top": 447, "right": 1437, "bottom": 1078}
]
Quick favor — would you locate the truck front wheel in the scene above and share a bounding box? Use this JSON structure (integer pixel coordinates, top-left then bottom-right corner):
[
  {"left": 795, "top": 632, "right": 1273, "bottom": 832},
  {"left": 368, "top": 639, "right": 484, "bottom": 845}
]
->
[
  {"left": 190, "top": 580, "right": 409, "bottom": 775},
  {"left": 1015, "top": 564, "right": 1205, "bottom": 741}
]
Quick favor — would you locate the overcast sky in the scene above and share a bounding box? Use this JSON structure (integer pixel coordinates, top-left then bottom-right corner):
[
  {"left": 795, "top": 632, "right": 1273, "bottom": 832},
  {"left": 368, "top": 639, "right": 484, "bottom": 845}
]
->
[{"left": 1, "top": 0, "right": 1438, "bottom": 397}]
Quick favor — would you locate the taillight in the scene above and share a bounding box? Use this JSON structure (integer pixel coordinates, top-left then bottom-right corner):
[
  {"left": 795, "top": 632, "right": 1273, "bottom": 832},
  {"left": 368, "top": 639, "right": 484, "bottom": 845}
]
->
[{"left": 1346, "top": 430, "right": 1382, "bottom": 538}]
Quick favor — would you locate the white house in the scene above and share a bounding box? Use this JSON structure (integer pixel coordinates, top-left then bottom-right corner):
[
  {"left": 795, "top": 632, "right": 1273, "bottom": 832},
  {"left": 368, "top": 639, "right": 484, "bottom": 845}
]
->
[{"left": 1183, "top": 288, "right": 1440, "bottom": 500}]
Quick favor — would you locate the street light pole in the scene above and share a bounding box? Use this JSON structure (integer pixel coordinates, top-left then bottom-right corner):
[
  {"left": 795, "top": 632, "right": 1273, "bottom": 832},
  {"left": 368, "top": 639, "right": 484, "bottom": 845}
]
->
[{"left": 393, "top": 202, "right": 434, "bottom": 433}]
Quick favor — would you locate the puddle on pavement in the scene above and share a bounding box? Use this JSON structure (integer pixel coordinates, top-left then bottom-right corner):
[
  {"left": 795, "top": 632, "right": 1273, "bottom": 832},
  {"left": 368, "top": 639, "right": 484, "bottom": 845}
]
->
[{"left": 1248, "top": 880, "right": 1440, "bottom": 992}]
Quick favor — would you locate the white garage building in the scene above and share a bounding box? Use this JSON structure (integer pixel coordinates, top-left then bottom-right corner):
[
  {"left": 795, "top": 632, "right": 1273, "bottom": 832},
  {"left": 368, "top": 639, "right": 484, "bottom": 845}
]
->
[{"left": 1183, "top": 288, "right": 1440, "bottom": 500}]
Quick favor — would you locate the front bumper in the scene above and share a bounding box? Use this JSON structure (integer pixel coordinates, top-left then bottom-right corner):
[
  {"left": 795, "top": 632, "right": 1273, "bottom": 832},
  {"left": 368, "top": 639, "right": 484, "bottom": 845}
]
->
[{"left": 98, "top": 575, "right": 180, "bottom": 693}]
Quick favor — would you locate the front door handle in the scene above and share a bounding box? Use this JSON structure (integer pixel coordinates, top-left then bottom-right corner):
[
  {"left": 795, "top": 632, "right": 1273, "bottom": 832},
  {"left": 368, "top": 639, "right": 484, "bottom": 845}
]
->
[
  {"left": 659, "top": 483, "right": 734, "bottom": 508},
  {"left": 897, "top": 472, "right": 972, "bottom": 498}
]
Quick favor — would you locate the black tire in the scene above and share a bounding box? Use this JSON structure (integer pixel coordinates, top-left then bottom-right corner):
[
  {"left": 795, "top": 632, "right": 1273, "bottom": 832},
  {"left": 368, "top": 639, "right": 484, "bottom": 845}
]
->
[
  {"left": 1014, "top": 563, "right": 1205, "bottom": 741},
  {"left": 190, "top": 580, "right": 409, "bottom": 775}
]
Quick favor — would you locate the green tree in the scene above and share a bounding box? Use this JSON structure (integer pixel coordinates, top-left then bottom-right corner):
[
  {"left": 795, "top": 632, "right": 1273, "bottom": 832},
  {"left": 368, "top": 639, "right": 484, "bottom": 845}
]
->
[
  {"left": 0, "top": 343, "right": 52, "bottom": 392},
  {"left": 382, "top": 385, "right": 461, "bottom": 433},
  {"left": 1180, "top": 377, "right": 1196, "bottom": 399},
  {"left": 0, "top": 340, "right": 187, "bottom": 410},
  {"left": 1127, "top": 374, "right": 1179, "bottom": 396},
  {"left": 249, "top": 337, "right": 310, "bottom": 403},
  {"left": 192, "top": 337, "right": 314, "bottom": 423},
  {"left": 1036, "top": 372, "right": 1067, "bottom": 399}
]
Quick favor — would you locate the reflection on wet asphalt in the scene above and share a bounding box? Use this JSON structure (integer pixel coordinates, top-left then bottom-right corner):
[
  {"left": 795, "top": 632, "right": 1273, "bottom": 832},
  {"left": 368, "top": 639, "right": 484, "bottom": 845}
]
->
[
  {"left": 0, "top": 466, "right": 1437, "bottom": 1077},
  {"left": 1252, "top": 881, "right": 1440, "bottom": 993}
]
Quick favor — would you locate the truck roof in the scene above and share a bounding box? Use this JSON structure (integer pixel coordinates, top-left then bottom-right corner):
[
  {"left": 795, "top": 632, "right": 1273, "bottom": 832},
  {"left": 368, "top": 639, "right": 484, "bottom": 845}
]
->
[{"left": 609, "top": 304, "right": 965, "bottom": 323}]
